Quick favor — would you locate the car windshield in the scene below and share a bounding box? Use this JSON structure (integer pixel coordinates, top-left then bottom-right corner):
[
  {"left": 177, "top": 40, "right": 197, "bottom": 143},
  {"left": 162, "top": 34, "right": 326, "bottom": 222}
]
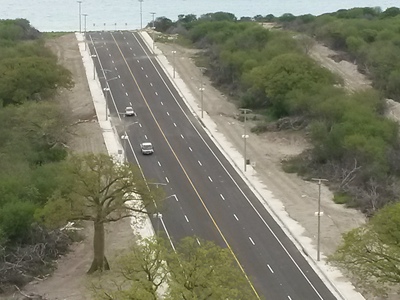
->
[{"left": 142, "top": 144, "right": 152, "bottom": 150}]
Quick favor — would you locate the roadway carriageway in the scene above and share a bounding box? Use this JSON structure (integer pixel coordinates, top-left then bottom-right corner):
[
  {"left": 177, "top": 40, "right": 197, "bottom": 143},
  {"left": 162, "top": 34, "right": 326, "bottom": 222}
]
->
[{"left": 88, "top": 30, "right": 337, "bottom": 300}]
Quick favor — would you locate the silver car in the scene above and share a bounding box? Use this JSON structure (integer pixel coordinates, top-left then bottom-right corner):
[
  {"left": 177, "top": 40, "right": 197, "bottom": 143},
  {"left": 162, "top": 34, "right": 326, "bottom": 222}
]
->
[
  {"left": 140, "top": 142, "right": 154, "bottom": 155},
  {"left": 125, "top": 106, "right": 136, "bottom": 116}
]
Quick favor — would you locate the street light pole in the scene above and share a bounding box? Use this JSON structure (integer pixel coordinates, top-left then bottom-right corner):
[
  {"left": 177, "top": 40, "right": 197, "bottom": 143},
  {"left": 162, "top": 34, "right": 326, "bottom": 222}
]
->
[
  {"left": 77, "top": 1, "right": 82, "bottom": 33},
  {"left": 122, "top": 134, "right": 128, "bottom": 162},
  {"left": 83, "top": 14, "right": 88, "bottom": 33},
  {"left": 139, "top": 0, "right": 144, "bottom": 30},
  {"left": 199, "top": 84, "right": 204, "bottom": 119},
  {"left": 239, "top": 108, "right": 252, "bottom": 171},
  {"left": 150, "top": 12, "right": 156, "bottom": 50},
  {"left": 103, "top": 87, "right": 110, "bottom": 121},
  {"left": 312, "top": 178, "right": 328, "bottom": 261},
  {"left": 83, "top": 13, "right": 88, "bottom": 50},
  {"left": 91, "top": 54, "right": 97, "bottom": 80},
  {"left": 172, "top": 50, "right": 176, "bottom": 78},
  {"left": 121, "top": 120, "right": 138, "bottom": 163}
]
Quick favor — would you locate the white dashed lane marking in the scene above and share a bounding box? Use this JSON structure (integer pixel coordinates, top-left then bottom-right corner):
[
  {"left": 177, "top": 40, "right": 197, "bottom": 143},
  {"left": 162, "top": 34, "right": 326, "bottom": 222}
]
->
[
  {"left": 189, "top": 147, "right": 192, "bottom": 151},
  {"left": 233, "top": 214, "right": 239, "bottom": 221},
  {"left": 220, "top": 194, "right": 225, "bottom": 201},
  {"left": 267, "top": 264, "right": 274, "bottom": 274},
  {"left": 249, "top": 237, "right": 255, "bottom": 245},
  {"left": 184, "top": 215, "right": 189, "bottom": 223},
  {"left": 208, "top": 176, "right": 213, "bottom": 182},
  {"left": 198, "top": 161, "right": 202, "bottom": 166},
  {"left": 165, "top": 177, "right": 169, "bottom": 183},
  {"left": 157, "top": 161, "right": 161, "bottom": 167}
]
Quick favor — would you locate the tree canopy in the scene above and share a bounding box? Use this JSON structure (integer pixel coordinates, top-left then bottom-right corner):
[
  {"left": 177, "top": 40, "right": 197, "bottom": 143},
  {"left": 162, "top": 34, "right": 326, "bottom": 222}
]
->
[
  {"left": 37, "top": 153, "right": 165, "bottom": 273},
  {"left": 329, "top": 202, "right": 400, "bottom": 296},
  {"left": 92, "top": 237, "right": 257, "bottom": 300}
]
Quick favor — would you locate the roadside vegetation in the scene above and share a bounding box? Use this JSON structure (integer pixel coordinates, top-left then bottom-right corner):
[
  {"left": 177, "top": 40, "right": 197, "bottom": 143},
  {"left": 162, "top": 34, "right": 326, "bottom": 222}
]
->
[
  {"left": 151, "top": 9, "right": 400, "bottom": 295},
  {"left": 0, "top": 19, "right": 74, "bottom": 291},
  {"left": 91, "top": 236, "right": 257, "bottom": 299}
]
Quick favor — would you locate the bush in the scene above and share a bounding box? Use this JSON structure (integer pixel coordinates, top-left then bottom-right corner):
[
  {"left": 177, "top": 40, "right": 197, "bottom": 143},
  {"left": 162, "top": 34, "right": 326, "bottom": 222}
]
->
[
  {"left": 333, "top": 193, "right": 351, "bottom": 204},
  {"left": 0, "top": 201, "right": 36, "bottom": 243}
]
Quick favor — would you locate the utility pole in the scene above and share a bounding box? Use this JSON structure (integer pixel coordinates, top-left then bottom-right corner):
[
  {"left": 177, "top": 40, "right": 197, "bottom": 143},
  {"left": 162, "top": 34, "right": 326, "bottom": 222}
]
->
[
  {"left": 311, "top": 178, "right": 328, "bottom": 261},
  {"left": 239, "top": 108, "right": 252, "bottom": 171}
]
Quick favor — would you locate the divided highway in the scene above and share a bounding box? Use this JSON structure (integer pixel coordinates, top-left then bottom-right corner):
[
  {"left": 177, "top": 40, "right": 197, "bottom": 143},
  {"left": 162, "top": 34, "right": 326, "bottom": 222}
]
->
[{"left": 88, "top": 30, "right": 337, "bottom": 300}]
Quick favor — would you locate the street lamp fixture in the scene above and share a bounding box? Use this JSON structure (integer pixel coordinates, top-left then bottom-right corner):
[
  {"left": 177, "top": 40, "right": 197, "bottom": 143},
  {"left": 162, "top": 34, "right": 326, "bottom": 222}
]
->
[
  {"left": 172, "top": 50, "right": 177, "bottom": 78},
  {"left": 239, "top": 108, "right": 252, "bottom": 171},
  {"left": 103, "top": 87, "right": 110, "bottom": 121}
]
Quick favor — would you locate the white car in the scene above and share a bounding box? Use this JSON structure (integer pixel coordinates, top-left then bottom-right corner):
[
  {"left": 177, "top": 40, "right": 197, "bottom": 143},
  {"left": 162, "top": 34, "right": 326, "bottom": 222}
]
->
[
  {"left": 140, "top": 142, "right": 154, "bottom": 155},
  {"left": 125, "top": 106, "right": 136, "bottom": 116}
]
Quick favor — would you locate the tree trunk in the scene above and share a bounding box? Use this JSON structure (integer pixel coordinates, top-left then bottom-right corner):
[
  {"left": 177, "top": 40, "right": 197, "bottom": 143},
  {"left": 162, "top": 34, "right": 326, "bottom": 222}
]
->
[{"left": 87, "top": 221, "right": 110, "bottom": 274}]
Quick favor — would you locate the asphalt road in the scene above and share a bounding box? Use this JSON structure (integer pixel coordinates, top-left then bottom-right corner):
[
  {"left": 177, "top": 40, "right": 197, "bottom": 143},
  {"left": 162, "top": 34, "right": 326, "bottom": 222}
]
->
[{"left": 88, "top": 30, "right": 337, "bottom": 300}]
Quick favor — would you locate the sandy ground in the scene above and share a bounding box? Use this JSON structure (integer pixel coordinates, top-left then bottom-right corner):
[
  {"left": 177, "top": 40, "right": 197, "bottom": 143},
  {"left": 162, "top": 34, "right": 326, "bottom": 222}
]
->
[{"left": 4, "top": 30, "right": 389, "bottom": 299}]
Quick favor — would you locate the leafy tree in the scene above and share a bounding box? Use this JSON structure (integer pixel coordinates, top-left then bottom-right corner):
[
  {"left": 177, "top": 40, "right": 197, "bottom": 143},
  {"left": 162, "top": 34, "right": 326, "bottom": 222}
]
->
[
  {"left": 92, "top": 237, "right": 168, "bottom": 299},
  {"left": 0, "top": 56, "right": 73, "bottom": 106},
  {"left": 329, "top": 202, "right": 400, "bottom": 296},
  {"left": 0, "top": 201, "right": 37, "bottom": 243},
  {"left": 166, "top": 237, "right": 257, "bottom": 300},
  {"left": 154, "top": 17, "right": 173, "bottom": 33},
  {"left": 92, "top": 237, "right": 257, "bottom": 300},
  {"left": 37, "top": 153, "right": 164, "bottom": 273}
]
